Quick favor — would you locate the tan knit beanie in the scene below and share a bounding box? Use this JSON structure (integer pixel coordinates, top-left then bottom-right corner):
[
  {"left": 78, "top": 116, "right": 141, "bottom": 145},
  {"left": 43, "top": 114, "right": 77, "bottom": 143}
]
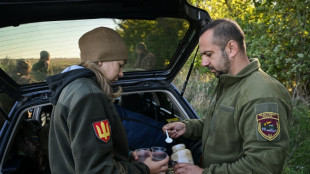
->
[{"left": 79, "top": 27, "right": 128, "bottom": 63}]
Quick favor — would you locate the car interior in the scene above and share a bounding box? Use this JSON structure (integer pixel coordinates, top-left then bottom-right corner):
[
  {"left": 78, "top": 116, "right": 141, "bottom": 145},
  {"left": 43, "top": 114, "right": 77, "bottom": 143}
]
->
[{"left": 2, "top": 91, "right": 202, "bottom": 173}]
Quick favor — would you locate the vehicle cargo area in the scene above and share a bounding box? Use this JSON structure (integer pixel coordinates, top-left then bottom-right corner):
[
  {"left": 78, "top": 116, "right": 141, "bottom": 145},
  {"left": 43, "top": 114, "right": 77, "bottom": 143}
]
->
[{"left": 2, "top": 91, "right": 202, "bottom": 173}]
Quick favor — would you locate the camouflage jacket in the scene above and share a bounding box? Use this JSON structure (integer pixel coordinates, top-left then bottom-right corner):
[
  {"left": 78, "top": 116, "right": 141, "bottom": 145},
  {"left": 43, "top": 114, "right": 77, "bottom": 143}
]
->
[{"left": 135, "top": 52, "right": 156, "bottom": 70}]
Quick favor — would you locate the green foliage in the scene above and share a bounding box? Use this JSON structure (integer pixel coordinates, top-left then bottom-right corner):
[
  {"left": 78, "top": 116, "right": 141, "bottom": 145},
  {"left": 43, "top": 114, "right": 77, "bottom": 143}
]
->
[
  {"left": 284, "top": 101, "right": 310, "bottom": 173},
  {"left": 0, "top": 57, "right": 15, "bottom": 73},
  {"left": 173, "top": 63, "right": 217, "bottom": 118},
  {"left": 47, "top": 58, "right": 80, "bottom": 75},
  {"left": 244, "top": 0, "right": 310, "bottom": 101},
  {"left": 116, "top": 18, "right": 188, "bottom": 68},
  {"left": 189, "top": 0, "right": 310, "bottom": 102}
]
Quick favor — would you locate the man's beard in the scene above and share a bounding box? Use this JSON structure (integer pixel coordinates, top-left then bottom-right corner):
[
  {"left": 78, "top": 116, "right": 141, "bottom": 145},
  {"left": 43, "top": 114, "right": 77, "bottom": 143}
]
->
[{"left": 208, "top": 50, "right": 231, "bottom": 78}]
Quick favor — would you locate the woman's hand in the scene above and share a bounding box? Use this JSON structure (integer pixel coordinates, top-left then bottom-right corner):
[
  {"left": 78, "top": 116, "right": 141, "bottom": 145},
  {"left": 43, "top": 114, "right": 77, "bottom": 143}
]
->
[
  {"left": 130, "top": 150, "right": 139, "bottom": 161},
  {"left": 144, "top": 155, "right": 169, "bottom": 174}
]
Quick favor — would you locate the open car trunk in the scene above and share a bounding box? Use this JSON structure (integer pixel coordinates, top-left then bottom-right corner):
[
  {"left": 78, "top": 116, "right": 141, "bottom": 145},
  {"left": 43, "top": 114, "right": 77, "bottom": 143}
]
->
[
  {"left": 0, "top": 0, "right": 211, "bottom": 173},
  {"left": 2, "top": 90, "right": 202, "bottom": 173}
]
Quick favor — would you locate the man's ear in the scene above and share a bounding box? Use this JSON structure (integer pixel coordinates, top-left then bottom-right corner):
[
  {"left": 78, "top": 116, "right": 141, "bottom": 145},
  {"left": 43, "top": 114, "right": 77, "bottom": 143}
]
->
[{"left": 226, "top": 40, "right": 238, "bottom": 59}]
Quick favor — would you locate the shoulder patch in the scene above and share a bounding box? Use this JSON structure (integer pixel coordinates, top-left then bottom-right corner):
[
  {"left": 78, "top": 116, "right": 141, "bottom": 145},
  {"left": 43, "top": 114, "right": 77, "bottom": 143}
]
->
[
  {"left": 92, "top": 120, "right": 111, "bottom": 142},
  {"left": 254, "top": 103, "right": 280, "bottom": 141},
  {"left": 256, "top": 112, "right": 280, "bottom": 141}
]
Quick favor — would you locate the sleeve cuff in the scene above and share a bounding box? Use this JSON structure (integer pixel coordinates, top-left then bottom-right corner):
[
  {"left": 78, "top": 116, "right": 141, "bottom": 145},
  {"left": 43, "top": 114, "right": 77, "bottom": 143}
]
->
[
  {"left": 181, "top": 120, "right": 192, "bottom": 138},
  {"left": 128, "top": 151, "right": 133, "bottom": 162}
]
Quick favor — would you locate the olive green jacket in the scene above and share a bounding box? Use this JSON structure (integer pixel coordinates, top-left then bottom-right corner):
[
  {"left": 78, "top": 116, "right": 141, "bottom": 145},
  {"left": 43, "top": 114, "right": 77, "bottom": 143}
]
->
[
  {"left": 48, "top": 72, "right": 149, "bottom": 174},
  {"left": 183, "top": 59, "right": 292, "bottom": 174}
]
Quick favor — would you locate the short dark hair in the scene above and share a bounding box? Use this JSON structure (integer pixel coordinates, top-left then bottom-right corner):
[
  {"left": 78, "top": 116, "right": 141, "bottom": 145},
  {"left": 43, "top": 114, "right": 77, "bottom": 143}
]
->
[
  {"left": 16, "top": 59, "right": 31, "bottom": 70},
  {"left": 40, "top": 50, "right": 50, "bottom": 60},
  {"left": 136, "top": 42, "right": 147, "bottom": 51},
  {"left": 200, "top": 18, "right": 246, "bottom": 53}
]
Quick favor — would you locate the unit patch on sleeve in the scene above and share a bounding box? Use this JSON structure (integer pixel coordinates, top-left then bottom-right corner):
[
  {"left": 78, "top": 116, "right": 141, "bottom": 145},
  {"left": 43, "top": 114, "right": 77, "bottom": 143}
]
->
[
  {"left": 92, "top": 120, "right": 111, "bottom": 142},
  {"left": 256, "top": 112, "right": 280, "bottom": 141}
]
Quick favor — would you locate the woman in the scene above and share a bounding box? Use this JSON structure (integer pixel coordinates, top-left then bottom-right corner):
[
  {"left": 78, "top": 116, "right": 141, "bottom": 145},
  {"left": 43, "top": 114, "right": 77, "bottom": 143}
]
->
[{"left": 46, "top": 27, "right": 169, "bottom": 174}]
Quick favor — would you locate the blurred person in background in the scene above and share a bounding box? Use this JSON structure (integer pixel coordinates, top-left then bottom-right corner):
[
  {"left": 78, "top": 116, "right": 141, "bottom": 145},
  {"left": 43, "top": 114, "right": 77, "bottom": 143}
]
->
[
  {"left": 164, "top": 18, "right": 292, "bottom": 174},
  {"left": 135, "top": 42, "right": 157, "bottom": 70},
  {"left": 11, "top": 59, "right": 34, "bottom": 84},
  {"left": 46, "top": 27, "right": 169, "bottom": 174},
  {"left": 31, "top": 50, "right": 52, "bottom": 81}
]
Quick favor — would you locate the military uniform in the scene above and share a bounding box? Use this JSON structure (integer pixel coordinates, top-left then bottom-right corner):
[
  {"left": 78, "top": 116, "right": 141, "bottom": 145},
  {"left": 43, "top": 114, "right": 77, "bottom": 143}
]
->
[
  {"left": 135, "top": 52, "right": 156, "bottom": 70},
  {"left": 10, "top": 59, "right": 34, "bottom": 84},
  {"left": 182, "top": 59, "right": 292, "bottom": 173},
  {"left": 47, "top": 68, "right": 149, "bottom": 174},
  {"left": 31, "top": 61, "right": 51, "bottom": 82}
]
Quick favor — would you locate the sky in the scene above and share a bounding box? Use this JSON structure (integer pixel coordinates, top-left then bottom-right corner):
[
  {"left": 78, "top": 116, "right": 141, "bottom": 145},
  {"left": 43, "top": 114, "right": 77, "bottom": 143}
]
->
[{"left": 0, "top": 18, "right": 118, "bottom": 59}]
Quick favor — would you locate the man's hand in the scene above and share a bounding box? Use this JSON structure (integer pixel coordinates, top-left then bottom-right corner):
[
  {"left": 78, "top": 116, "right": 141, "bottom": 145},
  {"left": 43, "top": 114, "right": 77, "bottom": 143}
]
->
[
  {"left": 174, "top": 163, "right": 203, "bottom": 174},
  {"left": 163, "top": 122, "right": 186, "bottom": 139}
]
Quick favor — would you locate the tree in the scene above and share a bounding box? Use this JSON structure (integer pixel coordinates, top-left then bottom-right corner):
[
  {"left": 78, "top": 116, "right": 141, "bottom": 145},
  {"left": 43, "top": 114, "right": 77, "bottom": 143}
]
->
[
  {"left": 188, "top": 0, "right": 309, "bottom": 102},
  {"left": 116, "top": 18, "right": 189, "bottom": 69}
]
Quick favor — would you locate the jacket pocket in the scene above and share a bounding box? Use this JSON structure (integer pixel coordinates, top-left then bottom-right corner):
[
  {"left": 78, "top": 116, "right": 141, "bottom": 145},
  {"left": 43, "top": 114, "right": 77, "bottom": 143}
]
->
[
  {"left": 210, "top": 104, "right": 234, "bottom": 132},
  {"left": 207, "top": 104, "right": 241, "bottom": 161}
]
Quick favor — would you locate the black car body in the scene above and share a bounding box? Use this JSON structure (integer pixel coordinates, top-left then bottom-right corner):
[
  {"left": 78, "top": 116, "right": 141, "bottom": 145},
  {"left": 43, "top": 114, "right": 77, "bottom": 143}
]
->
[{"left": 0, "top": 0, "right": 211, "bottom": 173}]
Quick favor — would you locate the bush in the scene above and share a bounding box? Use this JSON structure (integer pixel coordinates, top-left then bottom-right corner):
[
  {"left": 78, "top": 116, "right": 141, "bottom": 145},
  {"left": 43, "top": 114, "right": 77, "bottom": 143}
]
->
[
  {"left": 173, "top": 68, "right": 216, "bottom": 118},
  {"left": 284, "top": 101, "right": 310, "bottom": 173}
]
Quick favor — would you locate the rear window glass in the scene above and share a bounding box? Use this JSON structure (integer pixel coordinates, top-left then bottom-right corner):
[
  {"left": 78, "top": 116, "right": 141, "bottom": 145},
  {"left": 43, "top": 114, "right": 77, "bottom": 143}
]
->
[{"left": 0, "top": 18, "right": 189, "bottom": 85}]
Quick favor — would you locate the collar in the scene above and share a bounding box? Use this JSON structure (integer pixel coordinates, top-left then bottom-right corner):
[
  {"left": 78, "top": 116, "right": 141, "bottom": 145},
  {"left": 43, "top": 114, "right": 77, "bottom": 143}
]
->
[{"left": 219, "top": 58, "right": 260, "bottom": 87}]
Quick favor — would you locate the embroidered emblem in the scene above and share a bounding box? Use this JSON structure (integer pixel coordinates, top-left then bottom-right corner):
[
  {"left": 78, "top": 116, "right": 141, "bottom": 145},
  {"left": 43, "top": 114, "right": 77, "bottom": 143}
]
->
[
  {"left": 92, "top": 120, "right": 111, "bottom": 142},
  {"left": 256, "top": 112, "right": 280, "bottom": 141}
]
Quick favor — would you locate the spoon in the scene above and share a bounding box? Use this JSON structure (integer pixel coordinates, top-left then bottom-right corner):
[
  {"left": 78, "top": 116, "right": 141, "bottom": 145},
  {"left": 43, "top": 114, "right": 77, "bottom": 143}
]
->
[{"left": 165, "top": 129, "right": 173, "bottom": 143}]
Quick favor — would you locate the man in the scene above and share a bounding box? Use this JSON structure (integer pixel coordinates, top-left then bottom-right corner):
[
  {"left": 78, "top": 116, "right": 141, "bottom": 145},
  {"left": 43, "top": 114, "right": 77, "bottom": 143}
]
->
[
  {"left": 31, "top": 50, "right": 51, "bottom": 81},
  {"left": 11, "top": 59, "right": 34, "bottom": 84},
  {"left": 135, "top": 42, "right": 156, "bottom": 70},
  {"left": 164, "top": 18, "right": 292, "bottom": 174}
]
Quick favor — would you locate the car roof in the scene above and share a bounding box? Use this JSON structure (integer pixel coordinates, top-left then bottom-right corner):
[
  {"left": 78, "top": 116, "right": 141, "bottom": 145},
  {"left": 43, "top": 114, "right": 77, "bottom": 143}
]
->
[
  {"left": 0, "top": 0, "right": 199, "bottom": 26},
  {"left": 0, "top": 0, "right": 211, "bottom": 99}
]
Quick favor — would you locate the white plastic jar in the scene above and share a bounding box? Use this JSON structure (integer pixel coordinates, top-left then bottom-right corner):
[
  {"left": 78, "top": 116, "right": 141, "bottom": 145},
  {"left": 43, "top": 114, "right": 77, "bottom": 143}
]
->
[{"left": 170, "top": 144, "right": 194, "bottom": 164}]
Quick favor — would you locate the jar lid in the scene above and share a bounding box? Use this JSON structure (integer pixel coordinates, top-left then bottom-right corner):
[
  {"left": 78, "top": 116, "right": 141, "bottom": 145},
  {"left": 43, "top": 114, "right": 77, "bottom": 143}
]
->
[{"left": 172, "top": 143, "right": 186, "bottom": 151}]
